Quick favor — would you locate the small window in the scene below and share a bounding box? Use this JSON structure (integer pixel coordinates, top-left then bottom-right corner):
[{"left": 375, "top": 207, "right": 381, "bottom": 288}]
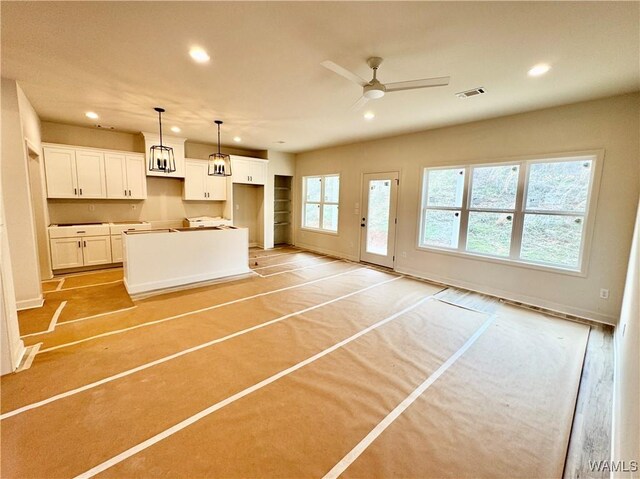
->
[
  {"left": 418, "top": 153, "right": 599, "bottom": 272},
  {"left": 302, "top": 174, "right": 340, "bottom": 232}
]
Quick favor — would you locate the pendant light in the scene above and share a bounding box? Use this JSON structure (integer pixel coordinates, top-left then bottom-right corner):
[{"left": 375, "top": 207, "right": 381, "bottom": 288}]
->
[
  {"left": 208, "top": 120, "right": 232, "bottom": 177},
  {"left": 149, "top": 107, "right": 176, "bottom": 173}
]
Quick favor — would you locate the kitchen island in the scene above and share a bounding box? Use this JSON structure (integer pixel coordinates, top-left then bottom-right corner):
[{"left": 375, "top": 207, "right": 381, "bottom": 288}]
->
[{"left": 122, "top": 226, "right": 251, "bottom": 295}]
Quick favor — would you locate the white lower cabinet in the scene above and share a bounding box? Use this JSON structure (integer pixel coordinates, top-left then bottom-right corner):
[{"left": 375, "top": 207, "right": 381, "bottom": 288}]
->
[
  {"left": 111, "top": 235, "right": 123, "bottom": 263},
  {"left": 109, "top": 222, "right": 151, "bottom": 263},
  {"left": 50, "top": 237, "right": 84, "bottom": 269},
  {"left": 50, "top": 235, "right": 112, "bottom": 269},
  {"left": 82, "top": 236, "right": 112, "bottom": 266}
]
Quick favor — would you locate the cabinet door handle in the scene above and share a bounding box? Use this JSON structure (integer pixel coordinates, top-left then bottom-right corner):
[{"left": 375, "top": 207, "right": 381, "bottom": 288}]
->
[
  {"left": 77, "top": 241, "right": 81, "bottom": 248},
  {"left": 74, "top": 188, "right": 77, "bottom": 195},
  {"left": 83, "top": 240, "right": 87, "bottom": 247},
  {"left": 124, "top": 189, "right": 127, "bottom": 196},
  {"left": 79, "top": 188, "right": 83, "bottom": 195},
  {"left": 129, "top": 189, "right": 131, "bottom": 196}
]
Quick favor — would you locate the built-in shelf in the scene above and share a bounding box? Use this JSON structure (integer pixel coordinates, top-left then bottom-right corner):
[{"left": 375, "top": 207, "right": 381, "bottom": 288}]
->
[{"left": 274, "top": 175, "right": 292, "bottom": 245}]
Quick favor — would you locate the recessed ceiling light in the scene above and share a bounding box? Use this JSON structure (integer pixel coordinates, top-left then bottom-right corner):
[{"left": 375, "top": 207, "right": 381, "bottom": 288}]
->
[
  {"left": 528, "top": 64, "right": 551, "bottom": 77},
  {"left": 189, "top": 46, "right": 210, "bottom": 63},
  {"left": 170, "top": 126, "right": 181, "bottom": 133},
  {"left": 364, "top": 111, "right": 375, "bottom": 120},
  {"left": 85, "top": 111, "right": 99, "bottom": 119},
  {"left": 233, "top": 136, "right": 242, "bottom": 143}
]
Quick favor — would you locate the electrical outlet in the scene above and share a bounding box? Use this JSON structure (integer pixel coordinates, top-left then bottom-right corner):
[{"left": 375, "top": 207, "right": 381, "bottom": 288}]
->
[
  {"left": 131, "top": 204, "right": 136, "bottom": 210},
  {"left": 236, "top": 204, "right": 240, "bottom": 211},
  {"left": 599, "top": 288, "right": 609, "bottom": 300},
  {"left": 88, "top": 204, "right": 95, "bottom": 212}
]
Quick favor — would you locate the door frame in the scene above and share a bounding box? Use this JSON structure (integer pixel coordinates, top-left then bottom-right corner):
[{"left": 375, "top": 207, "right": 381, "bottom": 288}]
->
[{"left": 358, "top": 171, "right": 400, "bottom": 268}]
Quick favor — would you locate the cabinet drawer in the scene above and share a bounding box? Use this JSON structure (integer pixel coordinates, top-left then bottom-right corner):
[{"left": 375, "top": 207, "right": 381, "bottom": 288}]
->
[
  {"left": 49, "top": 225, "right": 110, "bottom": 239},
  {"left": 109, "top": 223, "right": 151, "bottom": 235}
]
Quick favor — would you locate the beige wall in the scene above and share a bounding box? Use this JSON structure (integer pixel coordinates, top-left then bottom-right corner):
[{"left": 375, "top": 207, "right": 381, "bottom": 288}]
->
[
  {"left": 1, "top": 78, "right": 43, "bottom": 308},
  {"left": 613, "top": 199, "right": 639, "bottom": 475},
  {"left": 295, "top": 93, "right": 640, "bottom": 324},
  {"left": 232, "top": 184, "right": 263, "bottom": 245},
  {"left": 41, "top": 122, "right": 265, "bottom": 227}
]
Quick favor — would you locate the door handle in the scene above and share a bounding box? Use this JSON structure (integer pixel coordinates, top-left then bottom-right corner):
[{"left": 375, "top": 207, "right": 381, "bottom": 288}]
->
[
  {"left": 83, "top": 241, "right": 87, "bottom": 247},
  {"left": 77, "top": 241, "right": 81, "bottom": 248},
  {"left": 74, "top": 188, "right": 77, "bottom": 195},
  {"left": 79, "top": 188, "right": 83, "bottom": 195},
  {"left": 129, "top": 189, "right": 131, "bottom": 196},
  {"left": 124, "top": 189, "right": 127, "bottom": 196}
]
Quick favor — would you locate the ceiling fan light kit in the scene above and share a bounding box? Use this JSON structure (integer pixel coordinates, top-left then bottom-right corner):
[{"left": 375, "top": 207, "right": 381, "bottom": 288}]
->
[
  {"left": 321, "top": 56, "right": 450, "bottom": 111},
  {"left": 208, "top": 120, "right": 232, "bottom": 177},
  {"left": 149, "top": 107, "right": 176, "bottom": 173}
]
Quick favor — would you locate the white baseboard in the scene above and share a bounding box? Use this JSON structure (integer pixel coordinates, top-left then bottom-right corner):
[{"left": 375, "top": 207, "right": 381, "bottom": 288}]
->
[
  {"left": 293, "top": 242, "right": 359, "bottom": 262},
  {"left": 396, "top": 264, "right": 617, "bottom": 325},
  {"left": 16, "top": 296, "right": 44, "bottom": 311},
  {"left": 11, "top": 341, "right": 26, "bottom": 374}
]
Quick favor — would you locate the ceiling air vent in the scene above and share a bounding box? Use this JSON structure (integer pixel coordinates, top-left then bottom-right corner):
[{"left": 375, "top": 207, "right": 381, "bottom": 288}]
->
[
  {"left": 95, "top": 124, "right": 115, "bottom": 130},
  {"left": 455, "top": 87, "right": 486, "bottom": 99}
]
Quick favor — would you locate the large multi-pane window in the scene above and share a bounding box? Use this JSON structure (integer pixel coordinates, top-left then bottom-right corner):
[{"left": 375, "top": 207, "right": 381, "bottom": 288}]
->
[
  {"left": 302, "top": 174, "right": 340, "bottom": 232},
  {"left": 419, "top": 153, "right": 599, "bottom": 272}
]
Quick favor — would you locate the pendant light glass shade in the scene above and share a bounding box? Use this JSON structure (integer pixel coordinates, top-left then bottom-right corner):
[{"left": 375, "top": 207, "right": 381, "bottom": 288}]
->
[
  {"left": 149, "top": 107, "right": 176, "bottom": 173},
  {"left": 208, "top": 120, "right": 232, "bottom": 177}
]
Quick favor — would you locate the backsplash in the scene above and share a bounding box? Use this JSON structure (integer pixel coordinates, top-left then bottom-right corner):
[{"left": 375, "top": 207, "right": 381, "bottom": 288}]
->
[{"left": 47, "top": 177, "right": 224, "bottom": 225}]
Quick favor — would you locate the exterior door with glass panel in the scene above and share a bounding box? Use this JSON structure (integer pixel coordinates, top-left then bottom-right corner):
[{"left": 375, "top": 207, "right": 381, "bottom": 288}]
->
[{"left": 360, "top": 172, "right": 399, "bottom": 268}]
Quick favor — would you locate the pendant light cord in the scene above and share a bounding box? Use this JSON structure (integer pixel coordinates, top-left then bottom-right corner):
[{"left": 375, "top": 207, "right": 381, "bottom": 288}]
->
[
  {"left": 158, "top": 110, "right": 163, "bottom": 148},
  {"left": 217, "top": 122, "right": 221, "bottom": 154}
]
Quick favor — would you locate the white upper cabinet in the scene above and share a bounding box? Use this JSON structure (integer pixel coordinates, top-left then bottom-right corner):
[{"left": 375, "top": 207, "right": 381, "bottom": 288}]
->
[
  {"left": 104, "top": 153, "right": 127, "bottom": 199},
  {"left": 44, "top": 147, "right": 78, "bottom": 198},
  {"left": 44, "top": 146, "right": 106, "bottom": 199},
  {"left": 75, "top": 150, "right": 107, "bottom": 198},
  {"left": 184, "top": 159, "right": 227, "bottom": 201},
  {"left": 125, "top": 155, "right": 147, "bottom": 199},
  {"left": 44, "top": 144, "right": 146, "bottom": 200},
  {"left": 207, "top": 175, "right": 227, "bottom": 201},
  {"left": 231, "top": 156, "right": 268, "bottom": 185},
  {"left": 105, "top": 153, "right": 147, "bottom": 199}
]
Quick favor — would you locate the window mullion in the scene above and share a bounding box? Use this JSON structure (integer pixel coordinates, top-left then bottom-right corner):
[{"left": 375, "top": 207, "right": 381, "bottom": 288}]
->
[
  {"left": 510, "top": 161, "right": 527, "bottom": 259},
  {"left": 458, "top": 167, "right": 471, "bottom": 252},
  {"left": 318, "top": 177, "right": 324, "bottom": 229}
]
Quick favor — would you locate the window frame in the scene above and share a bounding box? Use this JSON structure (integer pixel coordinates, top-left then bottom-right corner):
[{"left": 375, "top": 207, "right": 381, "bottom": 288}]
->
[
  {"left": 301, "top": 173, "right": 340, "bottom": 234},
  {"left": 417, "top": 150, "right": 604, "bottom": 276}
]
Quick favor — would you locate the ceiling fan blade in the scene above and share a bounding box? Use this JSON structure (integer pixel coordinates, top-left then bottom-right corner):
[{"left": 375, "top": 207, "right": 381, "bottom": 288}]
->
[
  {"left": 350, "top": 96, "right": 370, "bottom": 111},
  {"left": 321, "top": 60, "right": 368, "bottom": 87},
  {"left": 385, "top": 76, "right": 450, "bottom": 92}
]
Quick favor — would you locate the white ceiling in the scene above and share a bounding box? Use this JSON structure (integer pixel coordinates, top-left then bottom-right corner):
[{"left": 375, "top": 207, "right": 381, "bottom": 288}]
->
[{"left": 2, "top": 2, "right": 638, "bottom": 153}]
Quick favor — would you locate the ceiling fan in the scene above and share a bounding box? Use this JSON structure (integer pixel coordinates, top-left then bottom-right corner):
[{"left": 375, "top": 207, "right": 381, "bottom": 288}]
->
[{"left": 321, "top": 57, "right": 450, "bottom": 110}]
